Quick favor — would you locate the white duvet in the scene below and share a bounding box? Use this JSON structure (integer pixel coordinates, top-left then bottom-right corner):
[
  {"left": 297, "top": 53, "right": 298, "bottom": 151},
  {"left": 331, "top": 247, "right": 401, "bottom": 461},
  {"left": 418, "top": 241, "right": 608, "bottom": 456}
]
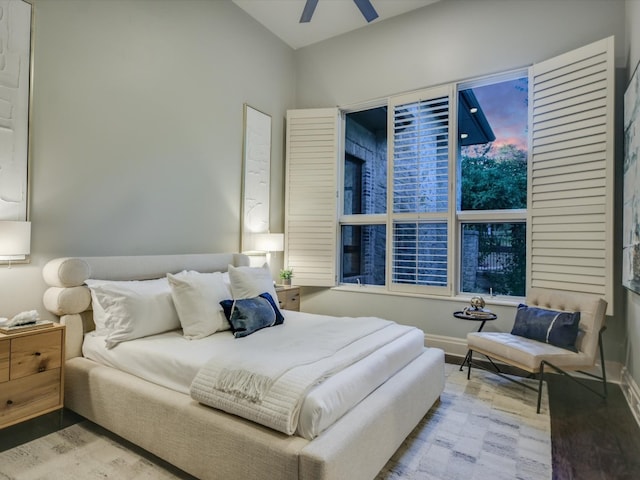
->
[
  {"left": 82, "top": 311, "right": 425, "bottom": 439},
  {"left": 190, "top": 315, "right": 408, "bottom": 435}
]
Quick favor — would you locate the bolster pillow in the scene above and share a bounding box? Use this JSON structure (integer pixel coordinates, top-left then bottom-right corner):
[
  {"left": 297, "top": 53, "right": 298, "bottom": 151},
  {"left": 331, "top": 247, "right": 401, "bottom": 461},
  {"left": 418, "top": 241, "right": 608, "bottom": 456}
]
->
[
  {"left": 42, "top": 257, "right": 91, "bottom": 287},
  {"left": 43, "top": 286, "right": 92, "bottom": 315}
]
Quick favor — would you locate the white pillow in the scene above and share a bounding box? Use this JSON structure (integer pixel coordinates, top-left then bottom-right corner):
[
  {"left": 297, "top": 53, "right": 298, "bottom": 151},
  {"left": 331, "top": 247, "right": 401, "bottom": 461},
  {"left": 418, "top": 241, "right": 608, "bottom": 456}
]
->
[
  {"left": 227, "top": 264, "right": 278, "bottom": 301},
  {"left": 84, "top": 279, "right": 110, "bottom": 332},
  {"left": 167, "top": 271, "right": 232, "bottom": 340},
  {"left": 86, "top": 278, "right": 169, "bottom": 333},
  {"left": 89, "top": 278, "right": 180, "bottom": 348}
]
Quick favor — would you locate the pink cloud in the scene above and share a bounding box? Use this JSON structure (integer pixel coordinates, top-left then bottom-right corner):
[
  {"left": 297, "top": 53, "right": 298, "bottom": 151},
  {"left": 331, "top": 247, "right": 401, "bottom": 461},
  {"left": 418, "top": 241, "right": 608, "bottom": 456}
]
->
[{"left": 470, "top": 78, "right": 528, "bottom": 153}]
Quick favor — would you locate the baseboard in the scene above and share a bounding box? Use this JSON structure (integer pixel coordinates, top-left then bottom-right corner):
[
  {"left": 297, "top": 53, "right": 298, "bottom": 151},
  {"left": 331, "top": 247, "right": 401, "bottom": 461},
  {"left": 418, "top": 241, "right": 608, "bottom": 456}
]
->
[
  {"left": 621, "top": 367, "right": 640, "bottom": 429},
  {"left": 424, "top": 333, "right": 623, "bottom": 383},
  {"left": 424, "top": 334, "right": 468, "bottom": 359}
]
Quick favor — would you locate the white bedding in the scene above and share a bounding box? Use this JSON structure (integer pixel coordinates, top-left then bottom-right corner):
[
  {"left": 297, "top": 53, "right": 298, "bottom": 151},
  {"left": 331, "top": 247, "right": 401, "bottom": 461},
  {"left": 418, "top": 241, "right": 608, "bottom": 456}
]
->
[
  {"left": 82, "top": 310, "right": 426, "bottom": 439},
  {"left": 191, "top": 315, "right": 408, "bottom": 435}
]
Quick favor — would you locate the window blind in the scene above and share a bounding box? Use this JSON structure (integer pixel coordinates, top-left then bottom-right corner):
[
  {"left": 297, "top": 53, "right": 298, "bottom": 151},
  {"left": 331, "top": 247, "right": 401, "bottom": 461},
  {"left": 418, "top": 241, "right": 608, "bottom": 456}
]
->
[
  {"left": 389, "top": 86, "right": 453, "bottom": 295},
  {"left": 529, "top": 36, "right": 614, "bottom": 313},
  {"left": 284, "top": 108, "right": 339, "bottom": 287}
]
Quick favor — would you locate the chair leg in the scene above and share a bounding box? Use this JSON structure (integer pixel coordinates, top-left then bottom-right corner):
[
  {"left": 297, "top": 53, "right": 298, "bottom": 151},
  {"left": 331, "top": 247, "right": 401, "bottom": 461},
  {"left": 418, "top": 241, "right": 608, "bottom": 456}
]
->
[
  {"left": 542, "top": 359, "right": 607, "bottom": 402},
  {"left": 467, "top": 350, "right": 473, "bottom": 380},
  {"left": 575, "top": 326, "right": 608, "bottom": 399},
  {"left": 537, "top": 363, "right": 545, "bottom": 414},
  {"left": 598, "top": 328, "right": 608, "bottom": 398}
]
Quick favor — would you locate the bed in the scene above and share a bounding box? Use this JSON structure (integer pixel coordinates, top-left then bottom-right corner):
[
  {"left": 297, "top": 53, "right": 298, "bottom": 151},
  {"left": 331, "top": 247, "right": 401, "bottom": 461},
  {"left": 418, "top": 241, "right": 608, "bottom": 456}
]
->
[{"left": 42, "top": 253, "right": 445, "bottom": 480}]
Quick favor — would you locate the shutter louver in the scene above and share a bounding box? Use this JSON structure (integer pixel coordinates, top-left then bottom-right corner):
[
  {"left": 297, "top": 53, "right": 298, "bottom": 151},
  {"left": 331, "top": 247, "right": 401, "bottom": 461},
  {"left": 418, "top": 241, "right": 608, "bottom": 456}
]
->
[
  {"left": 529, "top": 36, "right": 614, "bottom": 313},
  {"left": 285, "top": 108, "right": 339, "bottom": 287},
  {"left": 389, "top": 86, "right": 453, "bottom": 295}
]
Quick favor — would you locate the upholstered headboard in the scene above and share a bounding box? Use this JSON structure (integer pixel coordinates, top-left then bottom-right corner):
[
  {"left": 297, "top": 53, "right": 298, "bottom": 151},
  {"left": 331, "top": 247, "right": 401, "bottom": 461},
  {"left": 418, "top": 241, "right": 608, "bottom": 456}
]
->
[{"left": 42, "top": 253, "right": 250, "bottom": 359}]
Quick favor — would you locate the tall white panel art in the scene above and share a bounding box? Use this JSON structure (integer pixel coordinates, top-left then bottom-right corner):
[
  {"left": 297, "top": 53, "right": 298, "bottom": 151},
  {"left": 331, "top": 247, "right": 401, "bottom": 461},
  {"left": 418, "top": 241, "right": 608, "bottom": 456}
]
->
[
  {"left": 0, "top": 0, "right": 31, "bottom": 221},
  {"left": 241, "top": 104, "right": 271, "bottom": 252}
]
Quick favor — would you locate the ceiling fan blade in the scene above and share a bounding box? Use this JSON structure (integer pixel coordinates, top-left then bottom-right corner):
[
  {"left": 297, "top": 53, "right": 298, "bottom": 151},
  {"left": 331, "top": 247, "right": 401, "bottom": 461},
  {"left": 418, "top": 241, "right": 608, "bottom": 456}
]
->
[
  {"left": 353, "top": 0, "right": 379, "bottom": 22},
  {"left": 300, "top": 0, "right": 319, "bottom": 23}
]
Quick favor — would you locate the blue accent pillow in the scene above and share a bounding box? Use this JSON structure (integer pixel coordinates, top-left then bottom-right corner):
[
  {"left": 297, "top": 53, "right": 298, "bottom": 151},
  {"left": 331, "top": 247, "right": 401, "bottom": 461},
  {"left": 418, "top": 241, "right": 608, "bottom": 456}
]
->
[
  {"left": 220, "top": 292, "right": 284, "bottom": 338},
  {"left": 511, "top": 304, "right": 580, "bottom": 351}
]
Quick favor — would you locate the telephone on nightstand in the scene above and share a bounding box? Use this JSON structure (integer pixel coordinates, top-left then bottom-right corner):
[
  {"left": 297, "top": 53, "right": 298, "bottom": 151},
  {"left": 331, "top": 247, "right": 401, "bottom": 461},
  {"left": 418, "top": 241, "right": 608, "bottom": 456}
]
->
[
  {"left": 0, "top": 310, "right": 40, "bottom": 327},
  {"left": 0, "top": 310, "right": 51, "bottom": 333}
]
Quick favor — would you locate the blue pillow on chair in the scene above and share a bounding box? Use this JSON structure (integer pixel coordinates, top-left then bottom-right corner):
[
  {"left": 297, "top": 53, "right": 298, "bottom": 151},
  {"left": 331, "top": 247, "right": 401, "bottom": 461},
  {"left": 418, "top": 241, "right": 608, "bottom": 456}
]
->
[
  {"left": 220, "top": 292, "right": 284, "bottom": 338},
  {"left": 511, "top": 304, "right": 581, "bottom": 352}
]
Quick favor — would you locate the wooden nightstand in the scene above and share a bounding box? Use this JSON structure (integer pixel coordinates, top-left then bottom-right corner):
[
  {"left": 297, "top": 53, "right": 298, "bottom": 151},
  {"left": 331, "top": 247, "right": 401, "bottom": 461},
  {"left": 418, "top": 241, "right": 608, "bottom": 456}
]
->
[
  {"left": 0, "top": 323, "right": 65, "bottom": 429},
  {"left": 276, "top": 285, "right": 300, "bottom": 311}
]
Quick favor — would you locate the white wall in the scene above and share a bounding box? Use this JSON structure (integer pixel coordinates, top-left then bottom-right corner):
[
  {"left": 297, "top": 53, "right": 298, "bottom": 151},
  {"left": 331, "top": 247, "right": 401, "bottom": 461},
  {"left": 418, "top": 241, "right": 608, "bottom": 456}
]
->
[
  {"left": 295, "top": 0, "right": 627, "bottom": 107},
  {"left": 0, "top": 0, "right": 295, "bottom": 319},
  {"left": 294, "top": 0, "right": 628, "bottom": 363}
]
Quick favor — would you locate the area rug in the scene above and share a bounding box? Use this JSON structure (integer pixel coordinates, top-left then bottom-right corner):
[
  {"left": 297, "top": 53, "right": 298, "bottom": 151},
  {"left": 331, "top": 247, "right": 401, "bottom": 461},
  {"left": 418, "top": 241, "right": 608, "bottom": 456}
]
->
[
  {"left": 377, "top": 363, "right": 552, "bottom": 480},
  {"left": 0, "top": 364, "right": 551, "bottom": 480}
]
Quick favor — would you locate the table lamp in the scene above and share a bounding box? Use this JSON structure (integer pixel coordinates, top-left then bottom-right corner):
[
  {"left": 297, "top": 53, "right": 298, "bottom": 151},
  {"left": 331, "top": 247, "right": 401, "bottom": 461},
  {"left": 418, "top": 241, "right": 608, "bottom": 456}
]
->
[
  {"left": 253, "top": 232, "right": 284, "bottom": 265},
  {"left": 0, "top": 221, "right": 31, "bottom": 264}
]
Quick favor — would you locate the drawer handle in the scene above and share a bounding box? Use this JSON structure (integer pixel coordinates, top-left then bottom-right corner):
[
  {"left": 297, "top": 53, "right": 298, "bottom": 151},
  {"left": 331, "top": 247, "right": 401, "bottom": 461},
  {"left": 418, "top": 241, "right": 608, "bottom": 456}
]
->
[
  {"left": 6, "top": 400, "right": 12, "bottom": 405},
  {"left": 34, "top": 352, "right": 41, "bottom": 356}
]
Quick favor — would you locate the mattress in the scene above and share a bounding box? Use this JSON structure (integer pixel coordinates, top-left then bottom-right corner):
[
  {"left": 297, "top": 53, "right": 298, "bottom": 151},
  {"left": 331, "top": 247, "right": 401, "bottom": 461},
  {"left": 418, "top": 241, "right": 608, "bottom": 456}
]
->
[{"left": 82, "top": 310, "right": 426, "bottom": 439}]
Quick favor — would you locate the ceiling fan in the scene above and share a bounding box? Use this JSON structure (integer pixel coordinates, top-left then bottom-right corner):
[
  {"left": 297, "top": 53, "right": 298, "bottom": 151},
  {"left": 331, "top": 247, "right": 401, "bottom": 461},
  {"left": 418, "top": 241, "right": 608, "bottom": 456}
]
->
[{"left": 300, "top": 0, "right": 379, "bottom": 23}]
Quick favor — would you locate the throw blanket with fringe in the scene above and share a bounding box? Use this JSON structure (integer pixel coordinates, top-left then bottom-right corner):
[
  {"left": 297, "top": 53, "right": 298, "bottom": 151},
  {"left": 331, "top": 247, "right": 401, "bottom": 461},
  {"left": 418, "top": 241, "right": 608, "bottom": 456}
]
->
[{"left": 190, "top": 314, "right": 414, "bottom": 435}]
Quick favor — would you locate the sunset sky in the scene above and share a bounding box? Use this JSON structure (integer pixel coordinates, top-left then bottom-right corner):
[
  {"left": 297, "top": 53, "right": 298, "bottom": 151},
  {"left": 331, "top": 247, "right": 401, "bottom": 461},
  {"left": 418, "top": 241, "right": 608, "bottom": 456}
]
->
[{"left": 470, "top": 77, "right": 529, "bottom": 153}]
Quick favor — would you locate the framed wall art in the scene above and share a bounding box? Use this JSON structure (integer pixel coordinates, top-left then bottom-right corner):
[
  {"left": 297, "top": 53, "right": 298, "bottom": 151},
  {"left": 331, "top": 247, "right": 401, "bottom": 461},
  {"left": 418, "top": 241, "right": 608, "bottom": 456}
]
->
[
  {"left": 624, "top": 58, "right": 640, "bottom": 294},
  {"left": 0, "top": 0, "right": 32, "bottom": 222},
  {"left": 240, "top": 104, "right": 272, "bottom": 253}
]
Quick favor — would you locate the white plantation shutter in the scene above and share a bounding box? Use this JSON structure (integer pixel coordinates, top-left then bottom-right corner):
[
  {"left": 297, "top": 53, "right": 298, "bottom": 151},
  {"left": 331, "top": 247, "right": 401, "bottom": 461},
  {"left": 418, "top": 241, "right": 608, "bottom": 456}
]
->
[
  {"left": 285, "top": 108, "right": 339, "bottom": 287},
  {"left": 529, "top": 36, "right": 614, "bottom": 313},
  {"left": 389, "top": 86, "right": 454, "bottom": 295}
]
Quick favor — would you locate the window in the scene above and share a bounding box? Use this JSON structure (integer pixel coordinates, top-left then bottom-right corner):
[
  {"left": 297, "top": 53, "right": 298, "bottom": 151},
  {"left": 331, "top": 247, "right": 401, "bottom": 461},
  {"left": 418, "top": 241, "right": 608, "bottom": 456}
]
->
[
  {"left": 342, "top": 76, "right": 529, "bottom": 297},
  {"left": 340, "top": 107, "right": 387, "bottom": 286},
  {"left": 460, "top": 223, "right": 526, "bottom": 296},
  {"left": 457, "top": 75, "right": 529, "bottom": 297},
  {"left": 286, "top": 37, "right": 614, "bottom": 312},
  {"left": 340, "top": 224, "right": 386, "bottom": 284}
]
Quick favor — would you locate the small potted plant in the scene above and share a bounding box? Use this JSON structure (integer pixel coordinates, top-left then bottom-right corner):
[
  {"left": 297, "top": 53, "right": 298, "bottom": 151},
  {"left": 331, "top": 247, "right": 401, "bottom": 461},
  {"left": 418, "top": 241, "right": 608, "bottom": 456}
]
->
[{"left": 279, "top": 268, "right": 293, "bottom": 286}]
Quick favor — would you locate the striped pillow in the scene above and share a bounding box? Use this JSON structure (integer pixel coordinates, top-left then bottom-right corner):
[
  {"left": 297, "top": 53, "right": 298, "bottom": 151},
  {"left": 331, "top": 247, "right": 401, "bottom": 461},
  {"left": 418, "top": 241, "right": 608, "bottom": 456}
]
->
[
  {"left": 511, "top": 304, "right": 580, "bottom": 352},
  {"left": 220, "top": 292, "right": 284, "bottom": 338}
]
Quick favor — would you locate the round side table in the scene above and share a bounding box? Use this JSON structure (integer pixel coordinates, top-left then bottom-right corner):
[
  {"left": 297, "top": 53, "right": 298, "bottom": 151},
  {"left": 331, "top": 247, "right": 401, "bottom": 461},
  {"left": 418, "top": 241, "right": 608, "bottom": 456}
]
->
[{"left": 454, "top": 310, "right": 497, "bottom": 371}]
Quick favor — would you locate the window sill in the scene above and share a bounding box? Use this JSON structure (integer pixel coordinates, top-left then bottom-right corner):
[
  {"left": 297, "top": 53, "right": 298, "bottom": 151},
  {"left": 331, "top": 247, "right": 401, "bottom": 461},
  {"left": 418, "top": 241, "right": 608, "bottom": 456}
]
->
[{"left": 330, "top": 284, "right": 523, "bottom": 308}]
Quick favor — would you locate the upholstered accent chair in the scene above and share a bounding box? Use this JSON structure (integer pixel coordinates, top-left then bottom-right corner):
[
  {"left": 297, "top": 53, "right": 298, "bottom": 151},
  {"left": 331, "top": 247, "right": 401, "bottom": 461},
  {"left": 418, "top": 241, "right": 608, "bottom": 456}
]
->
[{"left": 466, "top": 287, "right": 608, "bottom": 413}]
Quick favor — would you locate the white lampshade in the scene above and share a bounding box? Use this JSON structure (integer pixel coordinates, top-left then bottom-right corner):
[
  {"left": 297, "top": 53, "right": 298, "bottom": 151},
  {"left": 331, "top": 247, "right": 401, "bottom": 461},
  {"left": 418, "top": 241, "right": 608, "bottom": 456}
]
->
[
  {"left": 253, "top": 233, "right": 284, "bottom": 252},
  {"left": 0, "top": 221, "right": 31, "bottom": 259}
]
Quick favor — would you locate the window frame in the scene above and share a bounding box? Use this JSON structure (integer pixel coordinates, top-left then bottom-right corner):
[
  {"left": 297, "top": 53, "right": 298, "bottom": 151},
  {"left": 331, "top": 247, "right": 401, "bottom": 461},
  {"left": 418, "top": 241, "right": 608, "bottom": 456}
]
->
[
  {"left": 339, "top": 74, "right": 530, "bottom": 299},
  {"left": 455, "top": 69, "right": 530, "bottom": 297},
  {"left": 338, "top": 101, "right": 389, "bottom": 288}
]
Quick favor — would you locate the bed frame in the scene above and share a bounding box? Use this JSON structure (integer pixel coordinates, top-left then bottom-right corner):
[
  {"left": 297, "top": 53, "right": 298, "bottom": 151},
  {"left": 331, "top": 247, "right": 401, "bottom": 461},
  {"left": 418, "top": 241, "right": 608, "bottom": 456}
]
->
[{"left": 42, "top": 253, "right": 445, "bottom": 480}]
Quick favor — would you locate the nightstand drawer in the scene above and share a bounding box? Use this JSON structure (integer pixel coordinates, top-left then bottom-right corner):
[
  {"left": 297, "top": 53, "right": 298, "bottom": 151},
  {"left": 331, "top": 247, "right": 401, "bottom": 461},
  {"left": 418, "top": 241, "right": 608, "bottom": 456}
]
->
[
  {"left": 0, "top": 368, "right": 61, "bottom": 426},
  {"left": 10, "top": 330, "right": 62, "bottom": 380},
  {"left": 0, "top": 324, "right": 65, "bottom": 429},
  {"left": 276, "top": 287, "right": 300, "bottom": 311},
  {"left": 0, "top": 339, "right": 8, "bottom": 383}
]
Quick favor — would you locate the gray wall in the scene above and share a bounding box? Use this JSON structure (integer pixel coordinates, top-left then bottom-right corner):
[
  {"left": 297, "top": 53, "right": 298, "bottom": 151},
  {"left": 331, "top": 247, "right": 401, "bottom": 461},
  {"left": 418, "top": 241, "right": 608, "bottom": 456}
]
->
[
  {"left": 294, "top": 0, "right": 628, "bottom": 365},
  {"left": 1, "top": 0, "right": 295, "bottom": 318}
]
